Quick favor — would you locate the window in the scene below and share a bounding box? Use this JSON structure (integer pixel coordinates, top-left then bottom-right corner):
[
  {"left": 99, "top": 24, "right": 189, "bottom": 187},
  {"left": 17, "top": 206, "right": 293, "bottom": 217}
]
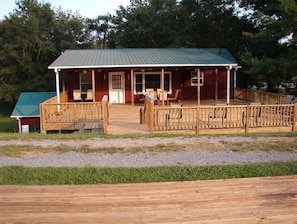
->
[
  {"left": 80, "top": 72, "right": 92, "bottom": 93},
  {"left": 135, "top": 74, "right": 143, "bottom": 92},
  {"left": 134, "top": 72, "right": 171, "bottom": 94},
  {"left": 191, "top": 70, "right": 204, "bottom": 86},
  {"left": 112, "top": 74, "right": 122, "bottom": 89}
]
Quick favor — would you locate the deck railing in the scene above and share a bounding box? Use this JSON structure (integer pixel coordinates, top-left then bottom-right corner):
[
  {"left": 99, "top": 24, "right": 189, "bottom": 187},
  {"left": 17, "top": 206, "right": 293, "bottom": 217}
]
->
[
  {"left": 40, "top": 94, "right": 109, "bottom": 133},
  {"left": 143, "top": 100, "right": 297, "bottom": 133},
  {"left": 236, "top": 88, "right": 287, "bottom": 104}
]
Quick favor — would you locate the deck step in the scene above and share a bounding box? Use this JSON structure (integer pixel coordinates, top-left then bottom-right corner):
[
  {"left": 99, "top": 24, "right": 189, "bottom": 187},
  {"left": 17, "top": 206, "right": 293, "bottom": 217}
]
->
[
  {"left": 77, "top": 121, "right": 104, "bottom": 133},
  {"left": 107, "top": 104, "right": 150, "bottom": 135}
]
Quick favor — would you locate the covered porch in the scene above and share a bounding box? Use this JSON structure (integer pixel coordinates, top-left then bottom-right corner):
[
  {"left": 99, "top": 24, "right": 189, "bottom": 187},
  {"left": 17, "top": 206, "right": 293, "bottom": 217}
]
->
[{"left": 40, "top": 90, "right": 297, "bottom": 135}]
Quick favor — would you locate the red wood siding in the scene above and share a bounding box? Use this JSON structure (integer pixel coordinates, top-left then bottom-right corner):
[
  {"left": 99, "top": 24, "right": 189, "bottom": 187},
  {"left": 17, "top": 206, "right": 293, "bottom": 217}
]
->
[
  {"left": 67, "top": 71, "right": 80, "bottom": 100},
  {"left": 95, "top": 71, "right": 109, "bottom": 101},
  {"left": 21, "top": 117, "right": 40, "bottom": 125},
  {"left": 65, "top": 68, "right": 235, "bottom": 103},
  {"left": 180, "top": 68, "right": 234, "bottom": 100}
]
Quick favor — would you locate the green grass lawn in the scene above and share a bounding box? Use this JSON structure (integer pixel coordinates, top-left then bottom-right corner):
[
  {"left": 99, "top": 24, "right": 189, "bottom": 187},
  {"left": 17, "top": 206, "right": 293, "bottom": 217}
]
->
[
  {"left": 0, "top": 101, "right": 17, "bottom": 133},
  {"left": 1, "top": 162, "right": 296, "bottom": 185}
]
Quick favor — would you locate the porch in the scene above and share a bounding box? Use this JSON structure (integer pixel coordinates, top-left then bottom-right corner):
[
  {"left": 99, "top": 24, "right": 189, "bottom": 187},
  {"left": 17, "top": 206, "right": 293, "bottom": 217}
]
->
[{"left": 40, "top": 90, "right": 297, "bottom": 135}]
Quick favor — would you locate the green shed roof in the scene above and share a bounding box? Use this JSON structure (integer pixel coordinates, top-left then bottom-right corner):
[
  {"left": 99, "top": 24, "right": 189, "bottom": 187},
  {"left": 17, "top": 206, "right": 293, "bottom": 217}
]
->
[
  {"left": 11, "top": 92, "right": 56, "bottom": 118},
  {"left": 48, "top": 48, "right": 238, "bottom": 70}
]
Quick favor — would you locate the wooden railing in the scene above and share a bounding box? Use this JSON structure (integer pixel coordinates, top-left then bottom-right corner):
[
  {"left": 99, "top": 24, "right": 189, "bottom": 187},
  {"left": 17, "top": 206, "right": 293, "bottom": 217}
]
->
[
  {"left": 236, "top": 88, "right": 287, "bottom": 104},
  {"left": 40, "top": 94, "right": 109, "bottom": 133},
  {"left": 143, "top": 101, "right": 297, "bottom": 133}
]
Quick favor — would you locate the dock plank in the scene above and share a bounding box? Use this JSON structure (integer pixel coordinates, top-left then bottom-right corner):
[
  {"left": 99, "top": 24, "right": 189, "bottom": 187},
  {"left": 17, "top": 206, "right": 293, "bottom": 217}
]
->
[{"left": 1, "top": 176, "right": 297, "bottom": 223}]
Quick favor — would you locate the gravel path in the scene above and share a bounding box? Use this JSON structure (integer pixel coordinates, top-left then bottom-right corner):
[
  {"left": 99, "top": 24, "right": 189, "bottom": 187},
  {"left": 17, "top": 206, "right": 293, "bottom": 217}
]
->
[{"left": 0, "top": 137, "right": 297, "bottom": 167}]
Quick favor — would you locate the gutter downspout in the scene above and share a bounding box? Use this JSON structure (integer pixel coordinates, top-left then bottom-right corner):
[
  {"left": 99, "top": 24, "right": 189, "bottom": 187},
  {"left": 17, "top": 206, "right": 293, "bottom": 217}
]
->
[
  {"left": 234, "top": 67, "right": 237, "bottom": 99},
  {"left": 54, "top": 68, "right": 61, "bottom": 111},
  {"left": 226, "top": 66, "right": 231, "bottom": 105},
  {"left": 17, "top": 117, "right": 21, "bottom": 133}
]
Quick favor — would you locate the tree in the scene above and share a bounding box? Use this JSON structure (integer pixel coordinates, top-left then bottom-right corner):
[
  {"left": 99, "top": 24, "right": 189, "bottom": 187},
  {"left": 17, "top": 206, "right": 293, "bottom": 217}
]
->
[
  {"left": 0, "top": 0, "right": 55, "bottom": 102},
  {"left": 236, "top": 0, "right": 297, "bottom": 91},
  {"left": 176, "top": 0, "right": 245, "bottom": 54},
  {"left": 53, "top": 8, "right": 93, "bottom": 53},
  {"left": 0, "top": 0, "right": 93, "bottom": 103},
  {"left": 86, "top": 15, "right": 117, "bottom": 49},
  {"left": 113, "top": 0, "right": 179, "bottom": 48}
]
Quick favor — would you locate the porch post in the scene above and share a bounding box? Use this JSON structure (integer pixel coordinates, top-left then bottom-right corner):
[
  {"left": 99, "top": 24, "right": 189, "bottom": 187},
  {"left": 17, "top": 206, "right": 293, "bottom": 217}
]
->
[
  {"left": 161, "top": 68, "right": 165, "bottom": 106},
  {"left": 226, "top": 66, "right": 231, "bottom": 105},
  {"left": 131, "top": 69, "right": 134, "bottom": 106},
  {"left": 234, "top": 67, "right": 237, "bottom": 99},
  {"left": 54, "top": 68, "right": 60, "bottom": 111},
  {"left": 215, "top": 68, "right": 218, "bottom": 104},
  {"left": 196, "top": 68, "right": 201, "bottom": 106},
  {"left": 17, "top": 118, "right": 21, "bottom": 133},
  {"left": 62, "top": 73, "right": 65, "bottom": 92},
  {"left": 92, "top": 70, "right": 95, "bottom": 102}
]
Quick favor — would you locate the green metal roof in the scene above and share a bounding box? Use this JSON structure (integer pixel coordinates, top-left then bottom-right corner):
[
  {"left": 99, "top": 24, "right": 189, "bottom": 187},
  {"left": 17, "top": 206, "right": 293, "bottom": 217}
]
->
[
  {"left": 48, "top": 48, "right": 238, "bottom": 70},
  {"left": 11, "top": 92, "right": 56, "bottom": 118}
]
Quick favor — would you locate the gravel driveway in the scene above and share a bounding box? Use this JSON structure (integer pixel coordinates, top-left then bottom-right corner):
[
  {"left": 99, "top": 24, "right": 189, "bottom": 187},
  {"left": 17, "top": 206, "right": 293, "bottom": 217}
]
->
[{"left": 0, "top": 136, "right": 297, "bottom": 167}]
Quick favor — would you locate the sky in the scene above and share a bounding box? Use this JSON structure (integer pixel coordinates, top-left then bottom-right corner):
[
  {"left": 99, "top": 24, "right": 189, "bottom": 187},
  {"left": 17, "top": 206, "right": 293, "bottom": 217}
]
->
[{"left": 0, "top": 0, "right": 130, "bottom": 19}]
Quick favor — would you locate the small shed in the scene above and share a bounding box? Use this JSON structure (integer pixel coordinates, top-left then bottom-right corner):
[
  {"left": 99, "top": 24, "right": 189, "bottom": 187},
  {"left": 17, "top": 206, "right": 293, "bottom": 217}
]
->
[{"left": 11, "top": 92, "right": 56, "bottom": 133}]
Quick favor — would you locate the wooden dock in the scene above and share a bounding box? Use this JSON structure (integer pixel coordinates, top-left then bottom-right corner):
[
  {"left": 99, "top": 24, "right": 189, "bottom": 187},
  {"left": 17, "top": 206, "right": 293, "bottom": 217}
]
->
[{"left": 1, "top": 175, "right": 297, "bottom": 223}]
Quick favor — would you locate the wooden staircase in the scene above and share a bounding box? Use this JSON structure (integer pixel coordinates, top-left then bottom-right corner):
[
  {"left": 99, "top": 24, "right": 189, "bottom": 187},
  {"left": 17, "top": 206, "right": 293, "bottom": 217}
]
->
[{"left": 107, "top": 104, "right": 150, "bottom": 135}]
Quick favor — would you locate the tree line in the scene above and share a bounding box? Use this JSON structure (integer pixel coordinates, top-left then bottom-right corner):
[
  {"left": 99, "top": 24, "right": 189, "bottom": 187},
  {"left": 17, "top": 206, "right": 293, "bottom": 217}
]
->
[{"left": 0, "top": 0, "right": 296, "bottom": 103}]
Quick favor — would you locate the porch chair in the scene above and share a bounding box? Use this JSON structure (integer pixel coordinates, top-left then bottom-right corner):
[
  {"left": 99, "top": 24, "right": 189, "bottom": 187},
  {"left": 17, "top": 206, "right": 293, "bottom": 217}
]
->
[
  {"left": 281, "top": 95, "right": 295, "bottom": 121},
  {"left": 158, "top": 90, "right": 168, "bottom": 105},
  {"left": 85, "top": 89, "right": 93, "bottom": 101},
  {"left": 242, "top": 102, "right": 262, "bottom": 126},
  {"left": 167, "top": 89, "right": 180, "bottom": 103},
  {"left": 284, "top": 95, "right": 294, "bottom": 104},
  {"left": 147, "top": 90, "right": 157, "bottom": 103},
  {"left": 208, "top": 104, "right": 227, "bottom": 128},
  {"left": 136, "top": 92, "right": 145, "bottom": 104},
  {"left": 166, "top": 103, "right": 182, "bottom": 126},
  {"left": 145, "top": 88, "right": 154, "bottom": 94},
  {"left": 73, "top": 89, "right": 82, "bottom": 101}
]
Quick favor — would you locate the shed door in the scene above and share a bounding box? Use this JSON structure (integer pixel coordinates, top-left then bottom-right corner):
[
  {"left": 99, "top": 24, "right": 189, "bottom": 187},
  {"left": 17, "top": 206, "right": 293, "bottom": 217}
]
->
[{"left": 109, "top": 72, "right": 125, "bottom": 104}]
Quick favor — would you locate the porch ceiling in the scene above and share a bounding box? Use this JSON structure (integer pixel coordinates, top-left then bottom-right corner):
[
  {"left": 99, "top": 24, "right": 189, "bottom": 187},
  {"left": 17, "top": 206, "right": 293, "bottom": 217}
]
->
[{"left": 48, "top": 48, "right": 238, "bottom": 70}]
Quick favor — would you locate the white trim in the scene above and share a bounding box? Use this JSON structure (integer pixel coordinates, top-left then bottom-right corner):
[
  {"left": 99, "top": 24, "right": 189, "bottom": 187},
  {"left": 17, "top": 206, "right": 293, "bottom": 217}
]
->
[
  {"left": 49, "top": 64, "right": 239, "bottom": 70},
  {"left": 10, "top": 116, "right": 40, "bottom": 118},
  {"left": 226, "top": 66, "right": 231, "bottom": 105},
  {"left": 54, "top": 68, "right": 61, "bottom": 112}
]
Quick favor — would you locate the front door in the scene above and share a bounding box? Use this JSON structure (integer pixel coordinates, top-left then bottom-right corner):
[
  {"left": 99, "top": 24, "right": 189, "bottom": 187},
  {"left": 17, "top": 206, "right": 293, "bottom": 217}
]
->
[{"left": 109, "top": 72, "right": 125, "bottom": 104}]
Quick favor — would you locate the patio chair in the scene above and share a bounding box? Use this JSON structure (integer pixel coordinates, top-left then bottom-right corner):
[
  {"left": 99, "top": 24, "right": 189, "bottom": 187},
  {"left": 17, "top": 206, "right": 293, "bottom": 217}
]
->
[
  {"left": 136, "top": 92, "right": 145, "bottom": 103},
  {"left": 242, "top": 103, "right": 262, "bottom": 126},
  {"left": 147, "top": 90, "right": 157, "bottom": 103},
  {"left": 145, "top": 88, "right": 154, "bottom": 94},
  {"left": 168, "top": 89, "right": 180, "bottom": 103},
  {"left": 85, "top": 89, "right": 93, "bottom": 101},
  {"left": 284, "top": 95, "right": 294, "bottom": 104},
  {"left": 166, "top": 103, "right": 182, "bottom": 126},
  {"left": 208, "top": 104, "right": 227, "bottom": 127},
  {"left": 73, "top": 89, "right": 82, "bottom": 101},
  {"left": 158, "top": 90, "right": 168, "bottom": 105},
  {"left": 281, "top": 96, "right": 295, "bottom": 121}
]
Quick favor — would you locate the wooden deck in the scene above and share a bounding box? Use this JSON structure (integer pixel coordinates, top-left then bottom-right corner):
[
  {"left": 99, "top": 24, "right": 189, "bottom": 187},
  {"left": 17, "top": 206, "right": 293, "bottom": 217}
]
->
[
  {"left": 1, "top": 175, "right": 297, "bottom": 223},
  {"left": 107, "top": 100, "right": 296, "bottom": 135},
  {"left": 107, "top": 100, "right": 246, "bottom": 135}
]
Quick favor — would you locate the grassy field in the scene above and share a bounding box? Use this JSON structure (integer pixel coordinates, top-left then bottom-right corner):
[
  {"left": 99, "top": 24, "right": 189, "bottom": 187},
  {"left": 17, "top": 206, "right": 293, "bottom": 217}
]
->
[
  {"left": 0, "top": 102, "right": 17, "bottom": 133},
  {"left": 1, "top": 162, "right": 296, "bottom": 185}
]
